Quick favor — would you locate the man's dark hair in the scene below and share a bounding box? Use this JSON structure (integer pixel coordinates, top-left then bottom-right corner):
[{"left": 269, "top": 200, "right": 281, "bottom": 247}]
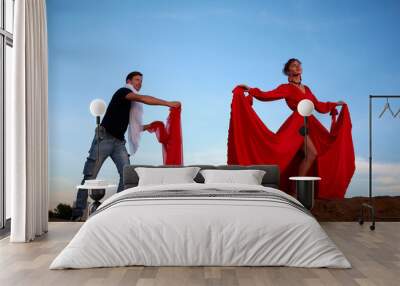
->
[
  {"left": 283, "top": 58, "right": 301, "bottom": 76},
  {"left": 126, "top": 71, "right": 143, "bottom": 82}
]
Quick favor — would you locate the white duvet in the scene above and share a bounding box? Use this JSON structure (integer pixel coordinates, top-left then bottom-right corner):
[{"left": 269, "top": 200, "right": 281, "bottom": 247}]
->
[{"left": 50, "top": 183, "right": 351, "bottom": 269}]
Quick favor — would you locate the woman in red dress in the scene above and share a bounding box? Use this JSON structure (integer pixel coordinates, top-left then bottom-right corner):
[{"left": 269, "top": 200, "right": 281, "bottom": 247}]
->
[
  {"left": 229, "top": 58, "right": 355, "bottom": 199},
  {"left": 238, "top": 59, "right": 345, "bottom": 176}
]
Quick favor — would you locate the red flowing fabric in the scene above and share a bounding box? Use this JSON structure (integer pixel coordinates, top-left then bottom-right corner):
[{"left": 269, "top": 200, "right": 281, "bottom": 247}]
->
[
  {"left": 147, "top": 106, "right": 183, "bottom": 165},
  {"left": 228, "top": 84, "right": 355, "bottom": 199}
]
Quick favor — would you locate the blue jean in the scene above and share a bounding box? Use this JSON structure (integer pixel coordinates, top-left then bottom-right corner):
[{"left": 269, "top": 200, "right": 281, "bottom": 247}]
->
[{"left": 73, "top": 126, "right": 130, "bottom": 216}]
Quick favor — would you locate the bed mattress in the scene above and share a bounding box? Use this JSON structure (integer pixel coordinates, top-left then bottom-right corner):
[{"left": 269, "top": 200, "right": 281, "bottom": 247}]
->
[{"left": 50, "top": 183, "right": 350, "bottom": 269}]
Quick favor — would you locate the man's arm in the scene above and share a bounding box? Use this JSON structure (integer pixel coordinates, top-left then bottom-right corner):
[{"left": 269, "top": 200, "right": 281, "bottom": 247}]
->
[{"left": 126, "top": 92, "right": 180, "bottom": 108}]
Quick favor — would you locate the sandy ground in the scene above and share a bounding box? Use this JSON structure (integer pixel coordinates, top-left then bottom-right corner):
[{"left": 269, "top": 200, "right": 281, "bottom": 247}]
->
[
  {"left": 312, "top": 196, "right": 400, "bottom": 221},
  {"left": 49, "top": 193, "right": 400, "bottom": 222}
]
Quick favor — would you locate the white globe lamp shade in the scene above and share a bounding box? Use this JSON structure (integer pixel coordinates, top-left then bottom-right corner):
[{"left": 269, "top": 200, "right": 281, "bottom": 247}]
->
[
  {"left": 90, "top": 99, "right": 107, "bottom": 117},
  {"left": 297, "top": 99, "right": 315, "bottom": 117}
]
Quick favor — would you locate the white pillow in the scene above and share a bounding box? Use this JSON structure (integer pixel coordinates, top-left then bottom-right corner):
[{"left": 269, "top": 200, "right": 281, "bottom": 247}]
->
[
  {"left": 200, "top": 169, "right": 266, "bottom": 185},
  {"left": 135, "top": 167, "right": 201, "bottom": 186}
]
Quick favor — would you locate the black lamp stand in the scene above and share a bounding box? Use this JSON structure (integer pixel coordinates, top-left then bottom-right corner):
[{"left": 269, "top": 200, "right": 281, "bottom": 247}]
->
[
  {"left": 88, "top": 115, "right": 105, "bottom": 215},
  {"left": 299, "top": 116, "right": 309, "bottom": 159}
]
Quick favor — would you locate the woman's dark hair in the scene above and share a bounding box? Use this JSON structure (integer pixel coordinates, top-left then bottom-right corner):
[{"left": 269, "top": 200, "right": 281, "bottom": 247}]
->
[
  {"left": 283, "top": 58, "right": 301, "bottom": 76},
  {"left": 126, "top": 71, "right": 143, "bottom": 82}
]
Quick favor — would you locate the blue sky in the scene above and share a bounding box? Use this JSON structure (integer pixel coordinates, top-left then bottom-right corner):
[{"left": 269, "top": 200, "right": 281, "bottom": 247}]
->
[{"left": 47, "top": 0, "right": 400, "bottom": 200}]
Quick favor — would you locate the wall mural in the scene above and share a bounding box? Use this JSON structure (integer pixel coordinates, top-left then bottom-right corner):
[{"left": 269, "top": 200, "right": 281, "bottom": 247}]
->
[{"left": 47, "top": 0, "right": 400, "bottom": 221}]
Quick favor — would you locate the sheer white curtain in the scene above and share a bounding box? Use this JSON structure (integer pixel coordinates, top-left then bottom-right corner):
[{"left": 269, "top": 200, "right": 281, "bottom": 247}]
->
[{"left": 8, "top": 0, "right": 48, "bottom": 242}]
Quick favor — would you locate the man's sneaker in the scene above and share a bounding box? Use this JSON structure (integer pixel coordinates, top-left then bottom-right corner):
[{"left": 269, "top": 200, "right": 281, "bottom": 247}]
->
[{"left": 71, "top": 207, "right": 83, "bottom": 221}]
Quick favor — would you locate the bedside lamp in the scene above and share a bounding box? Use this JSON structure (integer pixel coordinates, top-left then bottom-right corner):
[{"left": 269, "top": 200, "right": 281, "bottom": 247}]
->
[
  {"left": 89, "top": 99, "right": 106, "bottom": 162},
  {"left": 297, "top": 99, "right": 315, "bottom": 160},
  {"left": 86, "top": 99, "right": 107, "bottom": 214},
  {"left": 90, "top": 98, "right": 106, "bottom": 117},
  {"left": 289, "top": 99, "right": 318, "bottom": 210}
]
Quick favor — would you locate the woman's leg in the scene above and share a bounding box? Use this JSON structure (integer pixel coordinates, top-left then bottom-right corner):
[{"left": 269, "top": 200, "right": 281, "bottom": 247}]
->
[{"left": 298, "top": 137, "right": 317, "bottom": 176}]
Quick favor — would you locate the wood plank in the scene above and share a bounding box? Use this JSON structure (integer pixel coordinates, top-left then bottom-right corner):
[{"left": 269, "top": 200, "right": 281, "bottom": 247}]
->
[{"left": 0, "top": 222, "right": 399, "bottom": 286}]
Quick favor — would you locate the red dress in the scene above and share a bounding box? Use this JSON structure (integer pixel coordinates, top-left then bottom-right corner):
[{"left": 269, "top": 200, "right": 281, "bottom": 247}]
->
[{"left": 227, "top": 84, "right": 355, "bottom": 199}]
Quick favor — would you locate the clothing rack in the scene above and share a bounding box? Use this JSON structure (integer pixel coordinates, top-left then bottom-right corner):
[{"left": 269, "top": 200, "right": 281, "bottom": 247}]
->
[{"left": 359, "top": 95, "right": 400, "bottom": 230}]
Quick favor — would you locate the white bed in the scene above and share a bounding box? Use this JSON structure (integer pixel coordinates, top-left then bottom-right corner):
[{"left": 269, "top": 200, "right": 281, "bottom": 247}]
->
[{"left": 50, "top": 183, "right": 351, "bottom": 269}]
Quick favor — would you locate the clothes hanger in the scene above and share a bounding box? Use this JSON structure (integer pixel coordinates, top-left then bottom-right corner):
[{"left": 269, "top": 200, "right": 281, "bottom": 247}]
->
[
  {"left": 378, "top": 98, "right": 395, "bottom": 118},
  {"left": 394, "top": 106, "right": 400, "bottom": 118}
]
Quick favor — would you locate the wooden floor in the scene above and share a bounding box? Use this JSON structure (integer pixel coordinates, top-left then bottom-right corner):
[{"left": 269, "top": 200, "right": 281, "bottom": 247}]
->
[{"left": 0, "top": 222, "right": 399, "bottom": 286}]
